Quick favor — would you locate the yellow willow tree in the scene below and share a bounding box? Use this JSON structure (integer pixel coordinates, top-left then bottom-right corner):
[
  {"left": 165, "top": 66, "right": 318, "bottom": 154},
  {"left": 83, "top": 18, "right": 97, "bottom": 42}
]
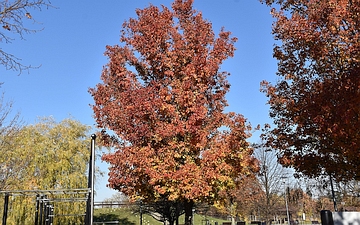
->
[
  {"left": 0, "top": 117, "right": 92, "bottom": 225},
  {"left": 90, "top": 0, "right": 258, "bottom": 224}
]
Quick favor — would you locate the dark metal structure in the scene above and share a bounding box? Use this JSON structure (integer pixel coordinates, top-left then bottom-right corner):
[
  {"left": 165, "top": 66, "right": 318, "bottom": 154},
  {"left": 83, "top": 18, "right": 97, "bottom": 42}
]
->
[{"left": 0, "top": 188, "right": 90, "bottom": 225}]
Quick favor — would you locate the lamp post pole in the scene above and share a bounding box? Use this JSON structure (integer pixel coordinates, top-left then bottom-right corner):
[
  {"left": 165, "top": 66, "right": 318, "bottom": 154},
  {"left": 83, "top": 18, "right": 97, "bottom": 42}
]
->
[
  {"left": 281, "top": 177, "right": 290, "bottom": 225},
  {"left": 86, "top": 134, "right": 96, "bottom": 225},
  {"left": 329, "top": 174, "right": 338, "bottom": 212}
]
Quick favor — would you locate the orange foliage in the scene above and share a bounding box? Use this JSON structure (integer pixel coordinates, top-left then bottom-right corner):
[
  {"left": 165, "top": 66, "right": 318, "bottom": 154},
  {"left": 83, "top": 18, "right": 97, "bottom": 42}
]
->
[
  {"left": 261, "top": 0, "right": 360, "bottom": 180},
  {"left": 90, "top": 0, "right": 258, "bottom": 223}
]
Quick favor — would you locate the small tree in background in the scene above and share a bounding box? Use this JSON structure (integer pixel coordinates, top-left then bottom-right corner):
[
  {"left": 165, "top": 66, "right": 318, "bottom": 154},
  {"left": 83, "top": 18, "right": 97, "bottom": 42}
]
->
[
  {"left": 214, "top": 175, "right": 263, "bottom": 224},
  {"left": 90, "top": 0, "right": 258, "bottom": 224},
  {"left": 0, "top": 94, "right": 22, "bottom": 190},
  {"left": 254, "top": 144, "right": 291, "bottom": 225}
]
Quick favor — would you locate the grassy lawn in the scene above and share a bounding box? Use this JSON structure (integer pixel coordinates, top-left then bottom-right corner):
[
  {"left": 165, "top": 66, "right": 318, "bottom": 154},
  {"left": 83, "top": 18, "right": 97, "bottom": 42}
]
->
[{"left": 94, "top": 207, "right": 229, "bottom": 225}]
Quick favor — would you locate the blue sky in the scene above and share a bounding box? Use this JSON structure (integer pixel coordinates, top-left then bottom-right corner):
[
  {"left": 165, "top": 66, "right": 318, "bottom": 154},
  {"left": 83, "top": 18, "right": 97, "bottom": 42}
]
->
[{"left": 0, "top": 0, "right": 277, "bottom": 201}]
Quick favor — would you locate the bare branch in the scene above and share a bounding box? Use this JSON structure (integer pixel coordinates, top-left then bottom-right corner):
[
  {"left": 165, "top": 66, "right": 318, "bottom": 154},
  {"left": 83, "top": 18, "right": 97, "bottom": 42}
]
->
[{"left": 0, "top": 0, "right": 54, "bottom": 74}]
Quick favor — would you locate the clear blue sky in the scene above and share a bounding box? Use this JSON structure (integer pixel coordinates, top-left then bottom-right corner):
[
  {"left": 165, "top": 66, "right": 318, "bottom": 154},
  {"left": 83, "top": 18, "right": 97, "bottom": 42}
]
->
[{"left": 0, "top": 0, "right": 277, "bottom": 201}]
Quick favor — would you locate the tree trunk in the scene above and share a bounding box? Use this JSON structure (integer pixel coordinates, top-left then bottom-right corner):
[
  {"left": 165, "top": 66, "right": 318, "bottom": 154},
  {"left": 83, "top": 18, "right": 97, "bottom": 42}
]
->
[
  {"left": 175, "top": 209, "right": 179, "bottom": 225},
  {"left": 184, "top": 200, "right": 194, "bottom": 225},
  {"left": 231, "top": 216, "right": 236, "bottom": 225}
]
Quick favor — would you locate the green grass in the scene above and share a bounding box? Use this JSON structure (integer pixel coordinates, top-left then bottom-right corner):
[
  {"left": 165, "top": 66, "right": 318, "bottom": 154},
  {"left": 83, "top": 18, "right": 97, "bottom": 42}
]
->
[
  {"left": 185, "top": 213, "right": 228, "bottom": 225},
  {"left": 94, "top": 207, "right": 159, "bottom": 225},
  {"left": 94, "top": 207, "right": 229, "bottom": 225}
]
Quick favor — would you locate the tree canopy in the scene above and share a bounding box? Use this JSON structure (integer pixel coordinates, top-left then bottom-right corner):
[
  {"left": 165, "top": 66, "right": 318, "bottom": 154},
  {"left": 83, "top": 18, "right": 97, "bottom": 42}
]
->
[
  {"left": 90, "top": 0, "right": 258, "bottom": 224},
  {"left": 260, "top": 0, "right": 360, "bottom": 181}
]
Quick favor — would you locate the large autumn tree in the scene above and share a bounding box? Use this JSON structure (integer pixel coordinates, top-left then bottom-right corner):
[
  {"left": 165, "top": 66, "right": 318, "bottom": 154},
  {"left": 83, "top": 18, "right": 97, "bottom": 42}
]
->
[
  {"left": 90, "top": 0, "right": 258, "bottom": 224},
  {"left": 260, "top": 0, "right": 360, "bottom": 181}
]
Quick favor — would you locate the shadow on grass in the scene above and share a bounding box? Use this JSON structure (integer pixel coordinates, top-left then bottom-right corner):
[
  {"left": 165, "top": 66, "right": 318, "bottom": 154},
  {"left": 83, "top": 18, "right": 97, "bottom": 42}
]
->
[{"left": 94, "top": 213, "right": 136, "bottom": 225}]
